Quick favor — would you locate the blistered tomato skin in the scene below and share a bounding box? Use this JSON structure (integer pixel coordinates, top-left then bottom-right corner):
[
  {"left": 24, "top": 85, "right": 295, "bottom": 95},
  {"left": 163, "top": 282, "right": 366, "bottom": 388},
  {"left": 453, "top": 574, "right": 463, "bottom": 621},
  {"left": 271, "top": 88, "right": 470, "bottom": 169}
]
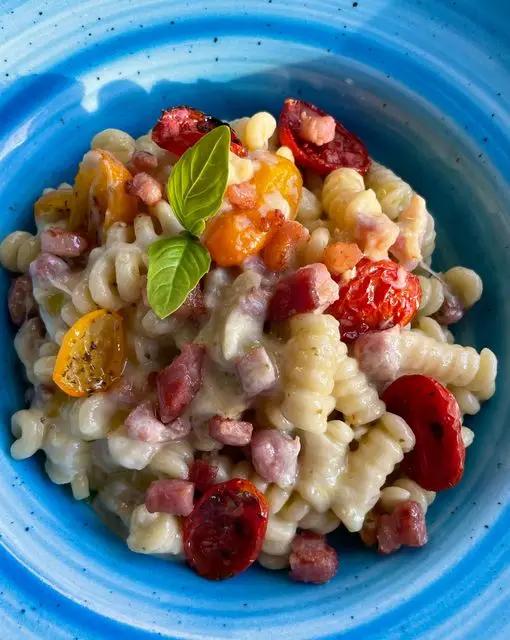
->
[
  {"left": 327, "top": 257, "right": 421, "bottom": 341},
  {"left": 382, "top": 375, "right": 465, "bottom": 491},
  {"left": 278, "top": 98, "right": 371, "bottom": 176},
  {"left": 183, "top": 478, "right": 268, "bottom": 580},
  {"left": 53, "top": 309, "right": 126, "bottom": 397},
  {"left": 152, "top": 106, "right": 247, "bottom": 157}
]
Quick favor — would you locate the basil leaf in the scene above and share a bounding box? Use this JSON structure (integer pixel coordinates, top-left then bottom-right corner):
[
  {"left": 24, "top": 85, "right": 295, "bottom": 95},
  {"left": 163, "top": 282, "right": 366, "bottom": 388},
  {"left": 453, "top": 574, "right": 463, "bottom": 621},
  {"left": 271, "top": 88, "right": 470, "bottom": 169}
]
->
[
  {"left": 147, "top": 235, "right": 211, "bottom": 319},
  {"left": 167, "top": 125, "right": 230, "bottom": 236}
]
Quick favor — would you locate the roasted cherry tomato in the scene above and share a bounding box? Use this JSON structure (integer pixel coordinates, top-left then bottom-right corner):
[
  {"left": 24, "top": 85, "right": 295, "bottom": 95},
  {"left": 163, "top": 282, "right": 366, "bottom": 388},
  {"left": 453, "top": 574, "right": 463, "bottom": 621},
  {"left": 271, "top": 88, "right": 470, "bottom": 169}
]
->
[
  {"left": 34, "top": 189, "right": 73, "bottom": 222},
  {"left": 383, "top": 375, "right": 465, "bottom": 491},
  {"left": 204, "top": 209, "right": 284, "bottom": 267},
  {"left": 152, "top": 106, "right": 247, "bottom": 157},
  {"left": 251, "top": 153, "right": 303, "bottom": 218},
  {"left": 53, "top": 309, "right": 126, "bottom": 397},
  {"left": 327, "top": 257, "right": 421, "bottom": 341},
  {"left": 183, "top": 478, "right": 268, "bottom": 580},
  {"left": 70, "top": 149, "right": 138, "bottom": 233},
  {"left": 278, "top": 98, "right": 370, "bottom": 175}
]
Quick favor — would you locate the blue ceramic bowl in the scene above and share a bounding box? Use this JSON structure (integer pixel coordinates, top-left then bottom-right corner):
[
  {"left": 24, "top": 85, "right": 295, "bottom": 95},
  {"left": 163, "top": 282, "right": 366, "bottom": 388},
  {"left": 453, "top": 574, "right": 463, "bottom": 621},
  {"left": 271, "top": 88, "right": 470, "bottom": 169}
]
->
[{"left": 1, "top": 1, "right": 510, "bottom": 638}]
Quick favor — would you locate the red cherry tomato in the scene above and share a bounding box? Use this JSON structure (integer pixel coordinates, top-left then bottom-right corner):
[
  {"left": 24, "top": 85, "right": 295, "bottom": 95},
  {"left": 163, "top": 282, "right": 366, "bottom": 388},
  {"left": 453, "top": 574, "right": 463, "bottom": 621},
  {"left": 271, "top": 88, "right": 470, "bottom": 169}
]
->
[
  {"left": 327, "top": 257, "right": 421, "bottom": 341},
  {"left": 278, "top": 98, "right": 370, "bottom": 175},
  {"left": 152, "top": 106, "right": 247, "bottom": 157},
  {"left": 382, "top": 375, "right": 465, "bottom": 491},
  {"left": 183, "top": 478, "right": 268, "bottom": 580}
]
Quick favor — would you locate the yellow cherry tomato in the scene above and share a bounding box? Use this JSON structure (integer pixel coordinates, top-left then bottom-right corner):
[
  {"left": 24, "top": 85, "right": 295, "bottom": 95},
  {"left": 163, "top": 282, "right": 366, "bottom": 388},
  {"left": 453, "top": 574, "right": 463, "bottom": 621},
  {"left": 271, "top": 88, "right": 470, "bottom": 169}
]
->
[
  {"left": 204, "top": 209, "right": 269, "bottom": 267},
  {"left": 34, "top": 189, "right": 73, "bottom": 222},
  {"left": 53, "top": 309, "right": 126, "bottom": 397},
  {"left": 251, "top": 153, "right": 303, "bottom": 218},
  {"left": 70, "top": 149, "right": 138, "bottom": 232}
]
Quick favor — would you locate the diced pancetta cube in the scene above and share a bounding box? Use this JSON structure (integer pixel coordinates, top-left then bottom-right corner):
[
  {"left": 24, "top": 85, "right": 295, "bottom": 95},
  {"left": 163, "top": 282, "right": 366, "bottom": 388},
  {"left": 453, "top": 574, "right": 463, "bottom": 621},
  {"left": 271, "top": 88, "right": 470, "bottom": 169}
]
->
[
  {"left": 299, "top": 112, "right": 336, "bottom": 146},
  {"left": 268, "top": 263, "right": 339, "bottom": 322},
  {"left": 126, "top": 172, "right": 162, "bottom": 205},
  {"left": 8, "top": 275, "right": 36, "bottom": 325},
  {"left": 145, "top": 479, "right": 194, "bottom": 516},
  {"left": 40, "top": 228, "right": 88, "bottom": 258},
  {"left": 353, "top": 326, "right": 402, "bottom": 386},
  {"left": 125, "top": 401, "right": 191, "bottom": 442},
  {"left": 377, "top": 500, "right": 428, "bottom": 554},
  {"left": 208, "top": 416, "right": 253, "bottom": 446},
  {"left": 236, "top": 346, "right": 277, "bottom": 395},
  {"left": 251, "top": 429, "right": 300, "bottom": 486},
  {"left": 157, "top": 343, "right": 205, "bottom": 423},
  {"left": 130, "top": 150, "right": 158, "bottom": 172},
  {"left": 289, "top": 531, "right": 338, "bottom": 584}
]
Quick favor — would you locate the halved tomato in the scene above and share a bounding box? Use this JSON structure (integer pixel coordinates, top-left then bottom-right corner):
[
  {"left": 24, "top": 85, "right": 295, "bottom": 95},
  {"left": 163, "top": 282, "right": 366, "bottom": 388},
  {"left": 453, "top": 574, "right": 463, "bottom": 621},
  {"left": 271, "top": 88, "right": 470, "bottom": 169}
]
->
[
  {"left": 70, "top": 149, "right": 138, "bottom": 233},
  {"left": 53, "top": 309, "right": 126, "bottom": 397}
]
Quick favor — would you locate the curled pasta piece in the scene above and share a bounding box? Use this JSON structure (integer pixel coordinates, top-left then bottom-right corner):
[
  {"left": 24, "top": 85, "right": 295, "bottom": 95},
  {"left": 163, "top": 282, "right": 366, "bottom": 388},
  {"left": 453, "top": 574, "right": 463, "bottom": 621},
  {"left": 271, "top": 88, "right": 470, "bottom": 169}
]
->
[
  {"left": 365, "top": 161, "right": 413, "bottom": 220},
  {"left": 107, "top": 427, "right": 160, "bottom": 471},
  {"left": 148, "top": 200, "right": 184, "bottom": 237},
  {"left": 86, "top": 243, "right": 147, "bottom": 309},
  {"left": 32, "top": 340, "right": 59, "bottom": 385},
  {"left": 43, "top": 424, "right": 90, "bottom": 486},
  {"left": 10, "top": 408, "right": 46, "bottom": 460},
  {"left": 461, "top": 426, "right": 475, "bottom": 448},
  {"left": 418, "top": 267, "right": 482, "bottom": 319},
  {"left": 296, "top": 187, "right": 322, "bottom": 228},
  {"left": 91, "top": 128, "right": 136, "bottom": 164},
  {"left": 365, "top": 161, "right": 436, "bottom": 260},
  {"left": 296, "top": 420, "right": 353, "bottom": 512},
  {"left": 280, "top": 314, "right": 339, "bottom": 433},
  {"left": 379, "top": 477, "right": 436, "bottom": 515},
  {"left": 0, "top": 231, "right": 40, "bottom": 272},
  {"left": 399, "top": 330, "right": 497, "bottom": 398},
  {"left": 443, "top": 267, "right": 483, "bottom": 309},
  {"left": 332, "top": 412, "right": 415, "bottom": 532},
  {"left": 412, "top": 316, "right": 454, "bottom": 344},
  {"left": 227, "top": 151, "right": 255, "bottom": 186},
  {"left": 95, "top": 476, "right": 144, "bottom": 526},
  {"left": 300, "top": 224, "right": 330, "bottom": 265},
  {"left": 416, "top": 273, "right": 446, "bottom": 319},
  {"left": 127, "top": 504, "right": 183, "bottom": 555},
  {"left": 232, "top": 112, "right": 277, "bottom": 151},
  {"left": 322, "top": 168, "right": 399, "bottom": 260},
  {"left": 149, "top": 439, "right": 194, "bottom": 479},
  {"left": 333, "top": 340, "right": 385, "bottom": 426},
  {"left": 69, "top": 392, "right": 120, "bottom": 440},
  {"left": 258, "top": 551, "right": 290, "bottom": 570},
  {"left": 449, "top": 386, "right": 481, "bottom": 416}
]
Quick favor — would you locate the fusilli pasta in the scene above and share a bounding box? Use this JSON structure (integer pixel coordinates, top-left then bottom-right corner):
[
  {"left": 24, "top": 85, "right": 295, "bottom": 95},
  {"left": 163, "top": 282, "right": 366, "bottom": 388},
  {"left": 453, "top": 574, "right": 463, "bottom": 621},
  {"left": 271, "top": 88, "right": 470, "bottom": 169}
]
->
[
  {"left": 279, "top": 313, "right": 338, "bottom": 433},
  {"left": 91, "top": 128, "right": 136, "bottom": 164},
  {"left": 0, "top": 230, "right": 40, "bottom": 272},
  {"left": 332, "top": 412, "right": 415, "bottom": 531},
  {"left": 333, "top": 340, "right": 385, "bottom": 426},
  {"left": 322, "top": 167, "right": 399, "bottom": 260}
]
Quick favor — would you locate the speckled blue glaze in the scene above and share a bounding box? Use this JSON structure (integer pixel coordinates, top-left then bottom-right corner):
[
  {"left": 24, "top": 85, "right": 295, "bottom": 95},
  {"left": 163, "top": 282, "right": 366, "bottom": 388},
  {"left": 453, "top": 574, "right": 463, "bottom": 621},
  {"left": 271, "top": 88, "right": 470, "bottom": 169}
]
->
[{"left": 0, "top": 1, "right": 509, "bottom": 638}]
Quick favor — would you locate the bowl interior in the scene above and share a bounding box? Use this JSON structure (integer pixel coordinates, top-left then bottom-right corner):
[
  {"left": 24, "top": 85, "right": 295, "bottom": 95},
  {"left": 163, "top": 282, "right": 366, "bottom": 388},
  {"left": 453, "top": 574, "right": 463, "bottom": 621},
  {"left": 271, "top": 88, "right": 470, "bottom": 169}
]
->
[{"left": 1, "top": 1, "right": 510, "bottom": 639}]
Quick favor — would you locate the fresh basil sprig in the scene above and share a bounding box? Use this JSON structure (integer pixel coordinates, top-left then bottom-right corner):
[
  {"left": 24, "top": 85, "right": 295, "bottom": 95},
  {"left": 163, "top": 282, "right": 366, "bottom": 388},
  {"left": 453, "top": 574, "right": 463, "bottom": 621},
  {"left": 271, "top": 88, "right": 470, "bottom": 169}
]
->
[
  {"left": 147, "top": 235, "right": 211, "bottom": 319},
  {"left": 167, "top": 124, "right": 230, "bottom": 236},
  {"left": 146, "top": 124, "right": 231, "bottom": 319}
]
